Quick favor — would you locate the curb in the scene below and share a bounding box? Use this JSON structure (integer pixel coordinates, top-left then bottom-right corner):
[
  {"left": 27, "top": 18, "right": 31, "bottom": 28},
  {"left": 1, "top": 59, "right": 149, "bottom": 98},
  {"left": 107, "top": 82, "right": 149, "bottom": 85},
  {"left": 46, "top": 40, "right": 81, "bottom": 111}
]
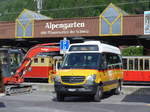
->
[
  {"left": 122, "top": 86, "right": 150, "bottom": 95},
  {"left": 23, "top": 83, "right": 150, "bottom": 95},
  {"left": 0, "top": 93, "right": 5, "bottom": 97},
  {"left": 23, "top": 83, "right": 54, "bottom": 92}
]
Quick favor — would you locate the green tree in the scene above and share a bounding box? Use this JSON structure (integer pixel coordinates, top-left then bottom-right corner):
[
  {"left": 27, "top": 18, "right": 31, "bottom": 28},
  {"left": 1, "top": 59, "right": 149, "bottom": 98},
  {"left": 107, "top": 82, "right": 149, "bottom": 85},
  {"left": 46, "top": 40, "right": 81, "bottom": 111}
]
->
[
  {"left": 121, "top": 46, "right": 143, "bottom": 56},
  {"left": 0, "top": 0, "right": 149, "bottom": 21}
]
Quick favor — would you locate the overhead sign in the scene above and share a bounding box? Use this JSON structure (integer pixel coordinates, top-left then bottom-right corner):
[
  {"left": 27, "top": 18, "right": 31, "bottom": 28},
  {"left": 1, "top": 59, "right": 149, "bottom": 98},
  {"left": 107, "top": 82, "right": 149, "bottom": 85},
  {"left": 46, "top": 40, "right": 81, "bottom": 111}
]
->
[
  {"left": 45, "top": 22, "right": 85, "bottom": 30},
  {"left": 34, "top": 18, "right": 99, "bottom": 38},
  {"left": 60, "top": 39, "right": 70, "bottom": 54},
  {"left": 144, "top": 11, "right": 150, "bottom": 35}
]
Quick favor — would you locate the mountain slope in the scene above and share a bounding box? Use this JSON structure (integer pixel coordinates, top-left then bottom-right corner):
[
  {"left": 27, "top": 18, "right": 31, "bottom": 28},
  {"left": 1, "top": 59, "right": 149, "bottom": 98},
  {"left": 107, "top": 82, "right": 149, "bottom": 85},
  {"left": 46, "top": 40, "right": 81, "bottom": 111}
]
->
[{"left": 0, "top": 0, "right": 149, "bottom": 21}]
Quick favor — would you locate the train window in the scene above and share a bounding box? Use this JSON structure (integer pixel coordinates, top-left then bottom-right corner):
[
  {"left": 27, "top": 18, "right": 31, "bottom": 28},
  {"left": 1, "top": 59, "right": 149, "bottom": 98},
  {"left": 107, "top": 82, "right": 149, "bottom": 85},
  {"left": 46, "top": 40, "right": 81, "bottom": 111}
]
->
[
  {"left": 49, "top": 60, "right": 53, "bottom": 66},
  {"left": 139, "top": 59, "right": 143, "bottom": 70},
  {"left": 129, "top": 59, "right": 133, "bottom": 70},
  {"left": 134, "top": 58, "right": 138, "bottom": 70},
  {"left": 41, "top": 58, "right": 44, "bottom": 63},
  {"left": 144, "top": 59, "right": 149, "bottom": 70},
  {"left": 123, "top": 57, "right": 150, "bottom": 71},
  {"left": 122, "top": 59, "right": 127, "bottom": 70},
  {"left": 34, "top": 58, "right": 38, "bottom": 63},
  {"left": 49, "top": 58, "right": 52, "bottom": 64}
]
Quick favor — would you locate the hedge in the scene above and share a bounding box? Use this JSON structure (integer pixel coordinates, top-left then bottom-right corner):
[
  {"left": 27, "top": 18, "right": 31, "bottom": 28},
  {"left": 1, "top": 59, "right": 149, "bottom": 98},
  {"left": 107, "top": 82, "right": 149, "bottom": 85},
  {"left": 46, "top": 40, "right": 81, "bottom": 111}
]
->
[{"left": 121, "top": 46, "right": 143, "bottom": 56}]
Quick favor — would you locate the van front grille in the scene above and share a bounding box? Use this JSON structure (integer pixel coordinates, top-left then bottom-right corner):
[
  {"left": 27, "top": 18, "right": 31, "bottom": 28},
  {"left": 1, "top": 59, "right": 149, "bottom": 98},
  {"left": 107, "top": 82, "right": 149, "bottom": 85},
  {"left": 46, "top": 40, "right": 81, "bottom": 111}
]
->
[{"left": 61, "top": 76, "right": 85, "bottom": 83}]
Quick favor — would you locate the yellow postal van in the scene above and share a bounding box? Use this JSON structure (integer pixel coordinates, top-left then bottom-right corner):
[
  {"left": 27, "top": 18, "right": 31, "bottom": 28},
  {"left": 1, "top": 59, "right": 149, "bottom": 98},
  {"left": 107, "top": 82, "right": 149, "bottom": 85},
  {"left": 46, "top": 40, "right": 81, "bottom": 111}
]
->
[{"left": 54, "top": 41, "right": 123, "bottom": 102}]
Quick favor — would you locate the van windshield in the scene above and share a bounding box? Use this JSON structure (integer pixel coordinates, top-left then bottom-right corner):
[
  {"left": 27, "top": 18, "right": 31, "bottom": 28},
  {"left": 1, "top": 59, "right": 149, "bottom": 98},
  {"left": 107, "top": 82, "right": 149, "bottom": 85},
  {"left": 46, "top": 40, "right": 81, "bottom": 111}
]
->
[{"left": 61, "top": 53, "right": 101, "bottom": 69}]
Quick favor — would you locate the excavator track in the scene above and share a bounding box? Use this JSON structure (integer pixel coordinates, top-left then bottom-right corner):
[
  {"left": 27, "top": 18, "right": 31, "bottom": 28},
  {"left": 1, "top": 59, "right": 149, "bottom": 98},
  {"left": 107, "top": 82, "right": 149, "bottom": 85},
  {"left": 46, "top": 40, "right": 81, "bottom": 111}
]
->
[{"left": 5, "top": 84, "right": 32, "bottom": 95}]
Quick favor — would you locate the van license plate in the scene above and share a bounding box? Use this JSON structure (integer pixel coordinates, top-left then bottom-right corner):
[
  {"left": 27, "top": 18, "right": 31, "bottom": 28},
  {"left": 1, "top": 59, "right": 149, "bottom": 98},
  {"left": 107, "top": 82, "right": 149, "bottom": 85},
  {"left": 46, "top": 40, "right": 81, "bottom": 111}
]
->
[{"left": 68, "top": 89, "right": 76, "bottom": 92}]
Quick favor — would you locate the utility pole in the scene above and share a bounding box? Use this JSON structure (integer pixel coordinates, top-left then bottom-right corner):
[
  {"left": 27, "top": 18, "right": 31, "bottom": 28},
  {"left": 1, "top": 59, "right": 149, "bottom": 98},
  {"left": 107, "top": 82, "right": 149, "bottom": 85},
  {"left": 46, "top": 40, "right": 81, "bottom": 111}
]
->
[{"left": 34, "top": 0, "right": 43, "bottom": 13}]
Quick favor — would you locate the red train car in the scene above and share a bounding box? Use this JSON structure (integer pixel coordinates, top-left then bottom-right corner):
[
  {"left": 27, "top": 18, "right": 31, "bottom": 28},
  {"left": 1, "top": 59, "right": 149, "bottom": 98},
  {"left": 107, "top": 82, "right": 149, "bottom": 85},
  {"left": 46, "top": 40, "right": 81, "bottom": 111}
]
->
[
  {"left": 24, "top": 55, "right": 53, "bottom": 82},
  {"left": 123, "top": 56, "right": 150, "bottom": 84},
  {"left": 24, "top": 53, "right": 62, "bottom": 83}
]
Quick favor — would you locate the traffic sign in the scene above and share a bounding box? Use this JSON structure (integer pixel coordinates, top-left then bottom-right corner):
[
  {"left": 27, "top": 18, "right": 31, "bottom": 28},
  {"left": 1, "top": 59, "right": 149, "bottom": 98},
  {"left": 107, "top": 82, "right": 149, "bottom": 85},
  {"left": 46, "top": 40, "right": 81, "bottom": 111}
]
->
[{"left": 60, "top": 38, "right": 70, "bottom": 54}]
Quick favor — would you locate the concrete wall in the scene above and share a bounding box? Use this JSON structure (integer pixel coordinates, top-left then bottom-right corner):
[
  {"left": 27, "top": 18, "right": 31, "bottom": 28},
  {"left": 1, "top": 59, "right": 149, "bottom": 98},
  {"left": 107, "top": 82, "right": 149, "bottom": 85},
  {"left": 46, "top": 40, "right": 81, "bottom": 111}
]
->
[
  {"left": 0, "top": 21, "right": 15, "bottom": 39},
  {"left": 123, "top": 15, "right": 144, "bottom": 35}
]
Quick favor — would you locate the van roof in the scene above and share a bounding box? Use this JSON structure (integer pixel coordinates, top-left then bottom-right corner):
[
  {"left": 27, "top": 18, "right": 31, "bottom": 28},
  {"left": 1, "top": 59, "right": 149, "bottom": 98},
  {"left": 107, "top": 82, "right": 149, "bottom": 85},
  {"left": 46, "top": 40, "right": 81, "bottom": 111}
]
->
[{"left": 67, "top": 41, "right": 121, "bottom": 54}]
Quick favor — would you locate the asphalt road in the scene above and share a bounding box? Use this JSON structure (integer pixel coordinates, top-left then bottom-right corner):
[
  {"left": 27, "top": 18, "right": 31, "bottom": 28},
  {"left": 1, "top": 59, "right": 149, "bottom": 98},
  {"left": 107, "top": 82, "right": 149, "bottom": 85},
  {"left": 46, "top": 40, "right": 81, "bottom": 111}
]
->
[{"left": 0, "top": 91, "right": 150, "bottom": 112}]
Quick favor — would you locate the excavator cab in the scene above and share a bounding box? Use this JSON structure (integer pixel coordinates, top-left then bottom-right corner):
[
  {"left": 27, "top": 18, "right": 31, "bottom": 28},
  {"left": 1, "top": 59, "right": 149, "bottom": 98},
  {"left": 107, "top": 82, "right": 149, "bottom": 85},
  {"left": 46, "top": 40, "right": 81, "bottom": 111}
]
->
[{"left": 0, "top": 48, "right": 24, "bottom": 84}]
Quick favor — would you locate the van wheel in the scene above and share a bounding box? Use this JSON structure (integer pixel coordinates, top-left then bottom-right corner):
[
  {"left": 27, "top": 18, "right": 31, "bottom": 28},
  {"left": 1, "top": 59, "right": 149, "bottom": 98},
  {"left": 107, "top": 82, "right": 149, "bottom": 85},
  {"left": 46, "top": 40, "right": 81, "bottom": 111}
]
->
[
  {"left": 113, "top": 81, "right": 122, "bottom": 95},
  {"left": 93, "top": 86, "right": 103, "bottom": 102},
  {"left": 56, "top": 93, "right": 65, "bottom": 101}
]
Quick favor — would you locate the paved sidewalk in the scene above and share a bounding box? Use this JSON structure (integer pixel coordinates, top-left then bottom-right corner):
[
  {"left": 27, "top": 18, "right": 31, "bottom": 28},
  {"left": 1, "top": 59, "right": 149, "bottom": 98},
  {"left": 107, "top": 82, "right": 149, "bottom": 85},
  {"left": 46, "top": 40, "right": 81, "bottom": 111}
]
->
[{"left": 22, "top": 83, "right": 150, "bottom": 95}]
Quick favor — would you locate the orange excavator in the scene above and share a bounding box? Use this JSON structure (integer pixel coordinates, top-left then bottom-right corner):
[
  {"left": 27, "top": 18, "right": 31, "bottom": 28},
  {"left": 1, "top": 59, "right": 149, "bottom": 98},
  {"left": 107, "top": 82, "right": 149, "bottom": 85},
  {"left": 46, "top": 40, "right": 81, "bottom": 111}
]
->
[{"left": 1, "top": 43, "right": 60, "bottom": 95}]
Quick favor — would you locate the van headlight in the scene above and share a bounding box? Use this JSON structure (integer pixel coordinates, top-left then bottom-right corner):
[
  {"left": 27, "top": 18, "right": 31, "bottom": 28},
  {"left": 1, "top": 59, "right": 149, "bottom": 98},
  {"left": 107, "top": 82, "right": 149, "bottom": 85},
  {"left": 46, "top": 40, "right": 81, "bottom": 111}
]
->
[
  {"left": 86, "top": 75, "right": 96, "bottom": 85},
  {"left": 55, "top": 75, "right": 61, "bottom": 82}
]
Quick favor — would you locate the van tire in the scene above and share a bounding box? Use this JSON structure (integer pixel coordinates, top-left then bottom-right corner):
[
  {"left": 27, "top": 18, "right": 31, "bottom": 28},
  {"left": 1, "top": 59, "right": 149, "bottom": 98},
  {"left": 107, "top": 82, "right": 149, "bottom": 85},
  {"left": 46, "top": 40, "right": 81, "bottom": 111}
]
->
[
  {"left": 56, "top": 93, "right": 64, "bottom": 101},
  {"left": 93, "top": 86, "right": 103, "bottom": 102},
  {"left": 113, "top": 81, "right": 122, "bottom": 95}
]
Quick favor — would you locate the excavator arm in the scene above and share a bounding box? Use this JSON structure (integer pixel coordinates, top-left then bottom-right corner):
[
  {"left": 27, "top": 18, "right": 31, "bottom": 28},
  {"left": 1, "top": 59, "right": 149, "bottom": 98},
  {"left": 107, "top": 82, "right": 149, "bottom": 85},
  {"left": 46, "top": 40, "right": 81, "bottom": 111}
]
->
[
  {"left": 9, "top": 43, "right": 60, "bottom": 84},
  {"left": 4, "top": 43, "right": 60, "bottom": 95}
]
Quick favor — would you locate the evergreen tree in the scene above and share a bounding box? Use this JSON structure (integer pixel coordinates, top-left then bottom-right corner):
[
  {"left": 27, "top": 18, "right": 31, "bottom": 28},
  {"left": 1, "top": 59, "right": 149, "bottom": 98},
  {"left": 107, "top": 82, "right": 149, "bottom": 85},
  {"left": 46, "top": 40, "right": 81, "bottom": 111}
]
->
[{"left": 0, "top": 0, "right": 149, "bottom": 21}]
